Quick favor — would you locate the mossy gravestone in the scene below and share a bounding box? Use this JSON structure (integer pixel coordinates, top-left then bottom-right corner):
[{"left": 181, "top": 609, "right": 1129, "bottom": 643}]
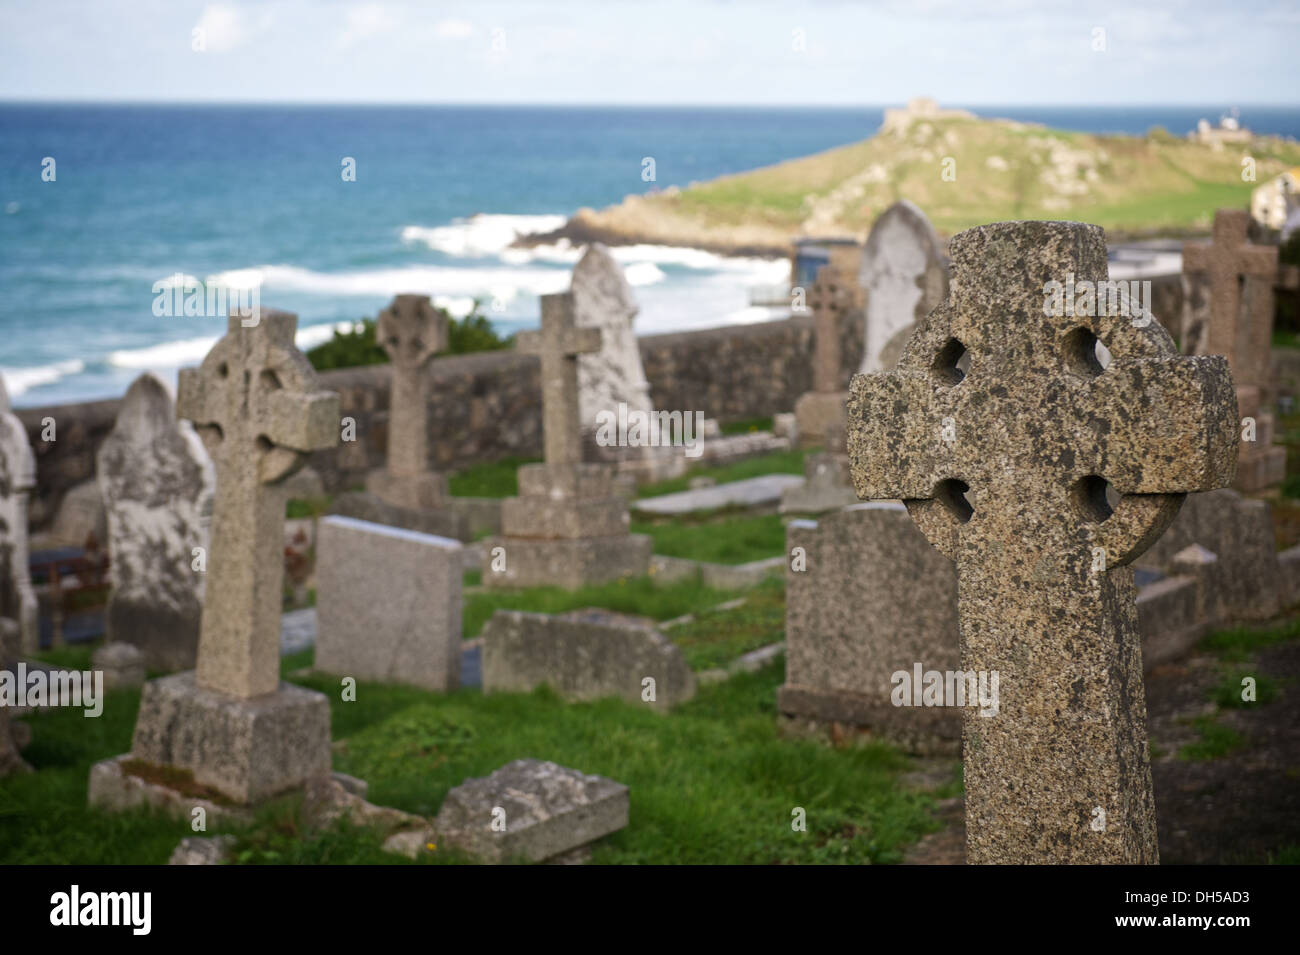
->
[
  {"left": 848, "top": 221, "right": 1237, "bottom": 864},
  {"left": 92, "top": 311, "right": 340, "bottom": 807}
]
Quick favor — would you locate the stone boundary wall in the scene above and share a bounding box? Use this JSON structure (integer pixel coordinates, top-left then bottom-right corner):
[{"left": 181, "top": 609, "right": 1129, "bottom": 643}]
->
[
  {"left": 11, "top": 272, "right": 1189, "bottom": 531},
  {"left": 18, "top": 316, "right": 845, "bottom": 529}
]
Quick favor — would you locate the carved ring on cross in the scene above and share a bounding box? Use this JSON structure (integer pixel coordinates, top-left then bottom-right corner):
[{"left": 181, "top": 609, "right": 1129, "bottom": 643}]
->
[
  {"left": 180, "top": 311, "right": 335, "bottom": 485},
  {"left": 809, "top": 265, "right": 852, "bottom": 315},
  {"left": 377, "top": 294, "right": 450, "bottom": 369},
  {"left": 848, "top": 221, "right": 1237, "bottom": 573}
]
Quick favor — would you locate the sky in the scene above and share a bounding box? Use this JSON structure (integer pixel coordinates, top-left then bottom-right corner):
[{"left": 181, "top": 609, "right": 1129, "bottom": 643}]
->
[{"left": 0, "top": 0, "right": 1296, "bottom": 106}]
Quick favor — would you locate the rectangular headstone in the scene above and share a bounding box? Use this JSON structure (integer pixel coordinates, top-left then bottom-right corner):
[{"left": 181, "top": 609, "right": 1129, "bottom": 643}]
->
[
  {"left": 315, "top": 516, "right": 462, "bottom": 692},
  {"left": 481, "top": 607, "right": 694, "bottom": 710},
  {"left": 779, "top": 503, "right": 960, "bottom": 753}
]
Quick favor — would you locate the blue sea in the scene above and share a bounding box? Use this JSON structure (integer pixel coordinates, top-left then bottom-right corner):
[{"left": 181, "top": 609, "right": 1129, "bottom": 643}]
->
[{"left": 2, "top": 103, "right": 1298, "bottom": 408}]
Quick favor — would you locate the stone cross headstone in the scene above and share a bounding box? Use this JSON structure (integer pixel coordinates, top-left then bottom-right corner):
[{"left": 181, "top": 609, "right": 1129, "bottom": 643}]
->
[
  {"left": 366, "top": 294, "right": 450, "bottom": 511},
  {"left": 177, "top": 310, "right": 340, "bottom": 700},
  {"left": 486, "top": 292, "right": 651, "bottom": 588},
  {"left": 859, "top": 199, "right": 949, "bottom": 374},
  {"left": 1182, "top": 209, "right": 1278, "bottom": 390},
  {"left": 1182, "top": 209, "right": 1284, "bottom": 491},
  {"left": 794, "top": 265, "right": 854, "bottom": 448},
  {"left": 810, "top": 265, "right": 852, "bottom": 395},
  {"left": 572, "top": 244, "right": 653, "bottom": 438},
  {"left": 517, "top": 292, "right": 601, "bottom": 467},
  {"left": 848, "top": 221, "right": 1238, "bottom": 864},
  {"left": 97, "top": 372, "right": 214, "bottom": 672}
]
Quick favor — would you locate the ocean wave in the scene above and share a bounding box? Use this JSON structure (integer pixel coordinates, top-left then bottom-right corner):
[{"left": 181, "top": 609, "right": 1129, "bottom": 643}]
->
[
  {"left": 207, "top": 263, "right": 574, "bottom": 303},
  {"left": 399, "top": 213, "right": 782, "bottom": 275},
  {"left": 107, "top": 321, "right": 359, "bottom": 371},
  {"left": 400, "top": 214, "right": 569, "bottom": 257},
  {"left": 1, "top": 359, "right": 86, "bottom": 397}
]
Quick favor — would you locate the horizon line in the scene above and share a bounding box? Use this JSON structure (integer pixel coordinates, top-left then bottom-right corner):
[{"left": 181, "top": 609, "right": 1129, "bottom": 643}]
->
[{"left": 0, "top": 98, "right": 1296, "bottom": 110}]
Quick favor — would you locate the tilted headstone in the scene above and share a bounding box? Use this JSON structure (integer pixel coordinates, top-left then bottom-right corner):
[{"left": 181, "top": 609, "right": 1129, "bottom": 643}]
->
[
  {"left": 97, "top": 372, "right": 214, "bottom": 672},
  {"left": 1182, "top": 209, "right": 1283, "bottom": 491},
  {"left": 435, "top": 759, "right": 629, "bottom": 863},
  {"left": 859, "top": 199, "right": 949, "bottom": 374},
  {"left": 315, "top": 516, "right": 462, "bottom": 692},
  {"left": 779, "top": 503, "right": 960, "bottom": 753},
  {"left": 486, "top": 292, "right": 651, "bottom": 588},
  {"left": 794, "top": 264, "right": 855, "bottom": 448},
  {"left": 0, "top": 374, "right": 38, "bottom": 656},
  {"left": 572, "top": 244, "right": 653, "bottom": 442},
  {"left": 92, "top": 311, "right": 340, "bottom": 807},
  {"left": 481, "top": 607, "right": 695, "bottom": 710},
  {"left": 848, "top": 221, "right": 1238, "bottom": 864},
  {"left": 1, "top": 373, "right": 36, "bottom": 774},
  {"left": 365, "top": 294, "right": 451, "bottom": 511}
]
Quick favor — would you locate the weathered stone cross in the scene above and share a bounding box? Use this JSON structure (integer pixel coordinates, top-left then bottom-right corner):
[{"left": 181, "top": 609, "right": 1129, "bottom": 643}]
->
[
  {"left": 1182, "top": 209, "right": 1278, "bottom": 390},
  {"left": 178, "top": 311, "right": 339, "bottom": 700},
  {"left": 848, "top": 221, "right": 1238, "bottom": 864},
  {"left": 378, "top": 294, "right": 448, "bottom": 484},
  {"left": 517, "top": 292, "right": 601, "bottom": 467},
  {"left": 809, "top": 264, "right": 853, "bottom": 395},
  {"left": 369, "top": 294, "right": 450, "bottom": 510}
]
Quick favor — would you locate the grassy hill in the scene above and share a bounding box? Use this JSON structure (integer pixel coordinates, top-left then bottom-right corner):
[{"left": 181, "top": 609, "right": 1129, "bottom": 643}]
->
[{"left": 523, "top": 111, "right": 1300, "bottom": 255}]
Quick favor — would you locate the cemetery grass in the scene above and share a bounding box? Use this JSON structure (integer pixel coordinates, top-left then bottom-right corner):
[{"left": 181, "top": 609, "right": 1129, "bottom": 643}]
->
[
  {"left": 635, "top": 447, "right": 806, "bottom": 499},
  {"left": 461, "top": 573, "right": 746, "bottom": 638},
  {"left": 631, "top": 511, "right": 787, "bottom": 565},
  {"left": 1145, "top": 613, "right": 1300, "bottom": 863},
  {"left": 0, "top": 649, "right": 942, "bottom": 864},
  {"left": 286, "top": 658, "right": 941, "bottom": 865},
  {"left": 0, "top": 684, "right": 193, "bottom": 864},
  {"left": 668, "top": 576, "right": 785, "bottom": 669}
]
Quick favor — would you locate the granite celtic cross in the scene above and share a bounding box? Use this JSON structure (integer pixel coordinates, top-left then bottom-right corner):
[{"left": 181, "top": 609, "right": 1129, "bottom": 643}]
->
[
  {"left": 178, "top": 311, "right": 339, "bottom": 699},
  {"left": 809, "top": 264, "right": 852, "bottom": 395},
  {"left": 377, "top": 294, "right": 448, "bottom": 486},
  {"left": 847, "top": 221, "right": 1238, "bottom": 864},
  {"left": 517, "top": 291, "right": 601, "bottom": 467}
]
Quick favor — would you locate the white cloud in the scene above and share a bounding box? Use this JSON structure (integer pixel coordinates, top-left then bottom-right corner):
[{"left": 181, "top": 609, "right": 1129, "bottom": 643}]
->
[
  {"left": 436, "top": 18, "right": 475, "bottom": 39},
  {"left": 192, "top": 4, "right": 267, "bottom": 54},
  {"left": 338, "top": 4, "right": 399, "bottom": 49}
]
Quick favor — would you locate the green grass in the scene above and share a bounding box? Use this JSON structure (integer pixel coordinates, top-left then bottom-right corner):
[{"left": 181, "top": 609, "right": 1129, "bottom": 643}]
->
[
  {"left": 1268, "top": 844, "right": 1300, "bottom": 865},
  {"left": 447, "top": 456, "right": 540, "bottom": 498},
  {"left": 4, "top": 654, "right": 941, "bottom": 864},
  {"left": 31, "top": 643, "right": 97, "bottom": 671},
  {"left": 1200, "top": 619, "right": 1300, "bottom": 663},
  {"left": 637, "top": 448, "right": 807, "bottom": 499},
  {"left": 632, "top": 512, "right": 787, "bottom": 565},
  {"left": 669, "top": 576, "right": 786, "bottom": 670},
  {"left": 1177, "top": 715, "right": 1246, "bottom": 761},
  {"left": 1211, "top": 670, "right": 1280, "bottom": 708},
  {"left": 289, "top": 661, "right": 940, "bottom": 864},
  {"left": 286, "top": 496, "right": 333, "bottom": 519},
  {"left": 461, "top": 574, "right": 742, "bottom": 639},
  {"left": 0, "top": 685, "right": 194, "bottom": 863},
  {"left": 719, "top": 416, "right": 774, "bottom": 436}
]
